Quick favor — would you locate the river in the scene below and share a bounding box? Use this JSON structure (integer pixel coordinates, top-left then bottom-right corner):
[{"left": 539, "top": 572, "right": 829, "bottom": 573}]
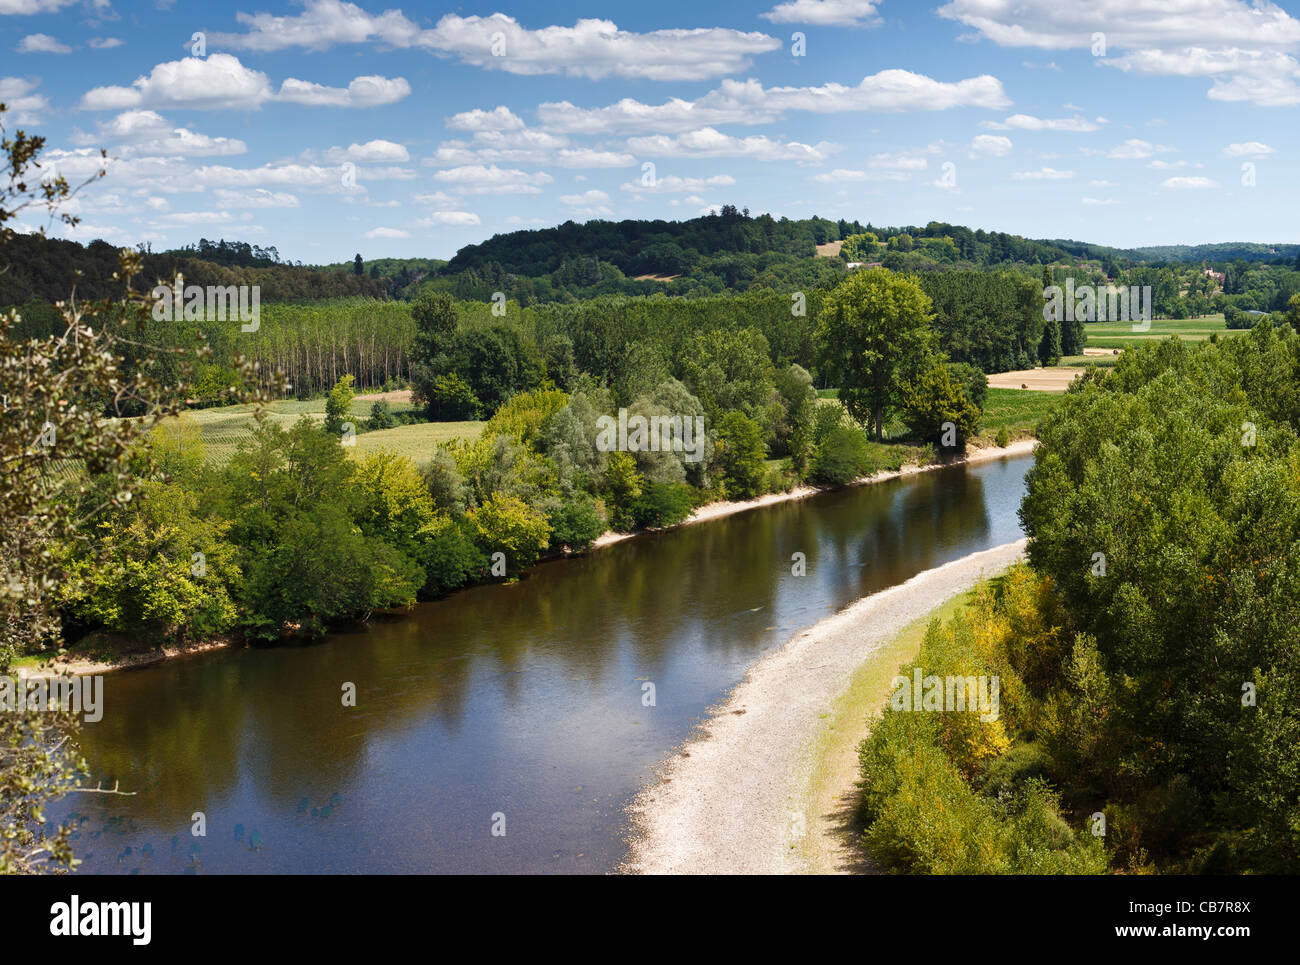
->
[{"left": 56, "top": 452, "right": 1032, "bottom": 874}]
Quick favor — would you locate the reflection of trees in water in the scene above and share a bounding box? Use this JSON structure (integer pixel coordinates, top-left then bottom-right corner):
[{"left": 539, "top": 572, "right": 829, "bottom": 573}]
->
[{"left": 66, "top": 458, "right": 1010, "bottom": 835}]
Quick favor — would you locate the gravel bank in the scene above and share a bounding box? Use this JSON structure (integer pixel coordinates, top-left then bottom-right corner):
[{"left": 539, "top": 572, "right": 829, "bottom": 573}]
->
[{"left": 622, "top": 538, "right": 1029, "bottom": 875}]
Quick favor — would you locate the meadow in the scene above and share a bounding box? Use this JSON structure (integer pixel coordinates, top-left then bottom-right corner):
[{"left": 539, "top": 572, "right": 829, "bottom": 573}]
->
[{"left": 1082, "top": 313, "right": 1227, "bottom": 348}]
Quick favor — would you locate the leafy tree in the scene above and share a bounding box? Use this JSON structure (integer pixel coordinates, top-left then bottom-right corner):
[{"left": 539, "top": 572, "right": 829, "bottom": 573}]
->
[
  {"left": 353, "top": 253, "right": 364, "bottom": 276},
  {"left": 817, "top": 269, "right": 937, "bottom": 440},
  {"left": 1038, "top": 315, "right": 1062, "bottom": 366},
  {"left": 715, "top": 411, "right": 767, "bottom": 499},
  {"left": 368, "top": 399, "right": 397, "bottom": 431},
  {"left": 679, "top": 327, "right": 776, "bottom": 423},
  {"left": 324, "top": 374, "right": 355, "bottom": 436},
  {"left": 428, "top": 373, "right": 480, "bottom": 421},
  {"left": 899, "top": 365, "right": 981, "bottom": 450},
  {"left": 630, "top": 481, "right": 695, "bottom": 529},
  {"left": 466, "top": 493, "right": 551, "bottom": 574},
  {"left": 602, "top": 451, "right": 644, "bottom": 531}
]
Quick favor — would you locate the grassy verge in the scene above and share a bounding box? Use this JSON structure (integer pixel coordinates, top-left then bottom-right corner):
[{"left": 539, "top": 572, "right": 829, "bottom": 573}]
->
[{"left": 798, "top": 587, "right": 981, "bottom": 872}]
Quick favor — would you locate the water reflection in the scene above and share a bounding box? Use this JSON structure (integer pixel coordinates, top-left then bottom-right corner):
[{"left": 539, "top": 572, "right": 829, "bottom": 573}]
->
[{"left": 58, "top": 454, "right": 1029, "bottom": 874}]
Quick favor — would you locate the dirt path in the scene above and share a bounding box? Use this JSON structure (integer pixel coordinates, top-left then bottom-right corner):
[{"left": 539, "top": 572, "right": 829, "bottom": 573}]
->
[{"left": 622, "top": 539, "right": 1028, "bottom": 875}]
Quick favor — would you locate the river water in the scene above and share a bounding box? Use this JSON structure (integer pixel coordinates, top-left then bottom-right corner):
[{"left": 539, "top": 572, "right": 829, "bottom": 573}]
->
[{"left": 57, "top": 453, "right": 1032, "bottom": 874}]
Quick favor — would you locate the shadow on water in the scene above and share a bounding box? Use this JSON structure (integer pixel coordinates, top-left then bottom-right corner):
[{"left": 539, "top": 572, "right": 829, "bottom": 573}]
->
[{"left": 55, "top": 453, "right": 1031, "bottom": 874}]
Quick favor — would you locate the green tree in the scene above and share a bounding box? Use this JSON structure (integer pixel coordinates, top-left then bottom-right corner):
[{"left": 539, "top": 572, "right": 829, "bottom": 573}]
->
[
  {"left": 817, "top": 269, "right": 937, "bottom": 440},
  {"left": 324, "top": 374, "right": 355, "bottom": 436},
  {"left": 899, "top": 365, "right": 981, "bottom": 451},
  {"left": 715, "top": 411, "right": 767, "bottom": 499}
]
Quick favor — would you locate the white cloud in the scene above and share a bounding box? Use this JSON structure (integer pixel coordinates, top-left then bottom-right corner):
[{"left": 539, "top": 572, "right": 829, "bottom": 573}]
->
[
  {"left": 17, "top": 34, "right": 71, "bottom": 54},
  {"left": 432, "top": 164, "right": 554, "bottom": 194},
  {"left": 276, "top": 74, "right": 410, "bottom": 108},
  {"left": 619, "top": 174, "right": 736, "bottom": 194},
  {"left": 88, "top": 38, "right": 123, "bottom": 49},
  {"left": 0, "top": 0, "right": 79, "bottom": 14},
  {"left": 80, "top": 54, "right": 409, "bottom": 111},
  {"left": 982, "top": 113, "right": 1103, "bottom": 132},
  {"left": 938, "top": 0, "right": 1300, "bottom": 107},
  {"left": 324, "top": 139, "right": 410, "bottom": 163},
  {"left": 446, "top": 106, "right": 525, "bottom": 131},
  {"left": 558, "top": 188, "right": 613, "bottom": 215},
  {"left": 810, "top": 168, "right": 909, "bottom": 182},
  {"left": 760, "top": 0, "right": 882, "bottom": 28},
  {"left": 417, "top": 211, "right": 481, "bottom": 226},
  {"left": 1011, "top": 167, "right": 1075, "bottom": 180},
  {"left": 539, "top": 70, "right": 1009, "bottom": 135},
  {"left": 412, "top": 191, "right": 457, "bottom": 205},
  {"left": 1107, "top": 138, "right": 1172, "bottom": 160},
  {"left": 1082, "top": 197, "right": 1118, "bottom": 205},
  {"left": 213, "top": 188, "right": 300, "bottom": 208},
  {"left": 969, "top": 134, "right": 1012, "bottom": 157},
  {"left": 1161, "top": 176, "right": 1219, "bottom": 189},
  {"left": 1222, "top": 141, "right": 1274, "bottom": 158},
  {"left": 80, "top": 54, "right": 275, "bottom": 110},
  {"left": 0, "top": 76, "right": 49, "bottom": 123},
  {"left": 627, "top": 127, "right": 837, "bottom": 163},
  {"left": 80, "top": 110, "right": 248, "bottom": 157},
  {"left": 364, "top": 226, "right": 411, "bottom": 238},
  {"left": 213, "top": 3, "right": 782, "bottom": 82}
]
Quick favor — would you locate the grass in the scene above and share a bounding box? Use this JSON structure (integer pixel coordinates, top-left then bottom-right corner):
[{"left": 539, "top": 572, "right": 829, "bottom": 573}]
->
[
  {"left": 1060, "top": 353, "right": 1120, "bottom": 367},
  {"left": 798, "top": 585, "right": 983, "bottom": 872},
  {"left": 350, "top": 421, "right": 486, "bottom": 462},
  {"left": 978, "top": 387, "right": 1062, "bottom": 440},
  {"left": 1084, "top": 313, "right": 1227, "bottom": 349},
  {"left": 168, "top": 398, "right": 481, "bottom": 465}
]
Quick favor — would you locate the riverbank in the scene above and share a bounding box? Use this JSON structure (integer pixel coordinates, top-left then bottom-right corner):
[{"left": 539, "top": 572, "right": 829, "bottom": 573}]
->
[
  {"left": 621, "top": 538, "right": 1028, "bottom": 875},
  {"left": 26, "top": 438, "right": 1036, "bottom": 678},
  {"left": 592, "top": 437, "right": 1037, "bottom": 550}
]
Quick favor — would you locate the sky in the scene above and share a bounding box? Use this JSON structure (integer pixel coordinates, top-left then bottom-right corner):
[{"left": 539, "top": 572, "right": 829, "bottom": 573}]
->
[{"left": 3, "top": 0, "right": 1300, "bottom": 263}]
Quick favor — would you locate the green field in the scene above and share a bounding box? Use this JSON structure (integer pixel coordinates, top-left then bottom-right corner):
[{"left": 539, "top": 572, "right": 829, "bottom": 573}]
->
[
  {"left": 1084, "top": 313, "right": 1226, "bottom": 348},
  {"left": 169, "top": 399, "right": 482, "bottom": 465},
  {"left": 978, "top": 387, "right": 1061, "bottom": 438},
  {"left": 816, "top": 386, "right": 1059, "bottom": 448}
]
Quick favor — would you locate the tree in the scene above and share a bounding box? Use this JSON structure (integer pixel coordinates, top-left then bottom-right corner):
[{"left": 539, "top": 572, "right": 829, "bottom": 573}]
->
[
  {"left": 715, "top": 411, "right": 767, "bottom": 499},
  {"left": 0, "top": 101, "right": 273, "bottom": 873},
  {"left": 353, "top": 253, "right": 364, "bottom": 276},
  {"left": 1038, "top": 316, "right": 1062, "bottom": 366},
  {"left": 817, "top": 269, "right": 937, "bottom": 440},
  {"left": 899, "top": 365, "right": 981, "bottom": 451},
  {"left": 324, "top": 374, "right": 355, "bottom": 436},
  {"left": 409, "top": 291, "right": 459, "bottom": 419}
]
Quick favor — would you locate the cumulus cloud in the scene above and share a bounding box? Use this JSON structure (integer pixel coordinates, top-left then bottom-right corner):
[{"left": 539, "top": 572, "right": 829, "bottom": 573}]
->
[
  {"left": 1011, "top": 167, "right": 1075, "bottom": 179},
  {"left": 418, "top": 210, "right": 481, "bottom": 226},
  {"left": 938, "top": 0, "right": 1300, "bottom": 107},
  {"left": 79, "top": 110, "right": 248, "bottom": 157},
  {"left": 1161, "top": 175, "right": 1219, "bottom": 189},
  {"left": 364, "top": 226, "right": 410, "bottom": 238},
  {"left": 0, "top": 76, "right": 49, "bottom": 123},
  {"left": 982, "top": 113, "right": 1103, "bottom": 132},
  {"left": 17, "top": 34, "right": 71, "bottom": 54},
  {"left": 619, "top": 174, "right": 736, "bottom": 194},
  {"left": 1222, "top": 141, "right": 1274, "bottom": 157},
  {"left": 626, "top": 127, "right": 838, "bottom": 163},
  {"left": 969, "top": 134, "right": 1012, "bottom": 157},
  {"left": 80, "top": 54, "right": 275, "bottom": 110},
  {"left": 446, "top": 106, "right": 525, "bottom": 131},
  {"left": 810, "top": 168, "right": 910, "bottom": 182},
  {"left": 431, "top": 164, "right": 554, "bottom": 194},
  {"left": 539, "top": 70, "right": 1009, "bottom": 135},
  {"left": 323, "top": 140, "right": 410, "bottom": 163},
  {"left": 1107, "top": 138, "right": 1173, "bottom": 160},
  {"left": 760, "top": 0, "right": 882, "bottom": 27},
  {"left": 79, "top": 54, "right": 409, "bottom": 111},
  {"left": 212, "top": 3, "right": 781, "bottom": 81},
  {"left": 276, "top": 74, "right": 410, "bottom": 108}
]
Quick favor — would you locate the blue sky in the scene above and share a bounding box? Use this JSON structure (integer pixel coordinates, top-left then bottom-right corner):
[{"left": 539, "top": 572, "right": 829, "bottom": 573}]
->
[{"left": 3, "top": 0, "right": 1300, "bottom": 262}]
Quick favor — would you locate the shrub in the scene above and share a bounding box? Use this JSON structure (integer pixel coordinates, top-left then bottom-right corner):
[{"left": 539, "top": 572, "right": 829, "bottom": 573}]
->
[
  {"left": 810, "top": 425, "right": 872, "bottom": 485},
  {"left": 715, "top": 410, "right": 766, "bottom": 499},
  {"left": 630, "top": 481, "right": 695, "bottom": 530},
  {"left": 368, "top": 399, "right": 397, "bottom": 431}
]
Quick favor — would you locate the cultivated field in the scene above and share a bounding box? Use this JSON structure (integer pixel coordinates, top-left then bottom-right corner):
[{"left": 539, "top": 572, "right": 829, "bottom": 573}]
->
[
  {"left": 169, "top": 399, "right": 482, "bottom": 465},
  {"left": 1084, "top": 313, "right": 1227, "bottom": 349}
]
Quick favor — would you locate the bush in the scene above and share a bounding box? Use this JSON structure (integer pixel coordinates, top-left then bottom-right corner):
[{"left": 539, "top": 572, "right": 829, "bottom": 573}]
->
[
  {"left": 323, "top": 374, "right": 355, "bottom": 435},
  {"left": 419, "top": 515, "right": 486, "bottom": 596},
  {"left": 630, "top": 481, "right": 695, "bottom": 530},
  {"left": 899, "top": 364, "right": 980, "bottom": 451},
  {"left": 368, "top": 399, "right": 397, "bottom": 431},
  {"left": 810, "top": 425, "right": 872, "bottom": 485},
  {"left": 546, "top": 493, "right": 606, "bottom": 551}
]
